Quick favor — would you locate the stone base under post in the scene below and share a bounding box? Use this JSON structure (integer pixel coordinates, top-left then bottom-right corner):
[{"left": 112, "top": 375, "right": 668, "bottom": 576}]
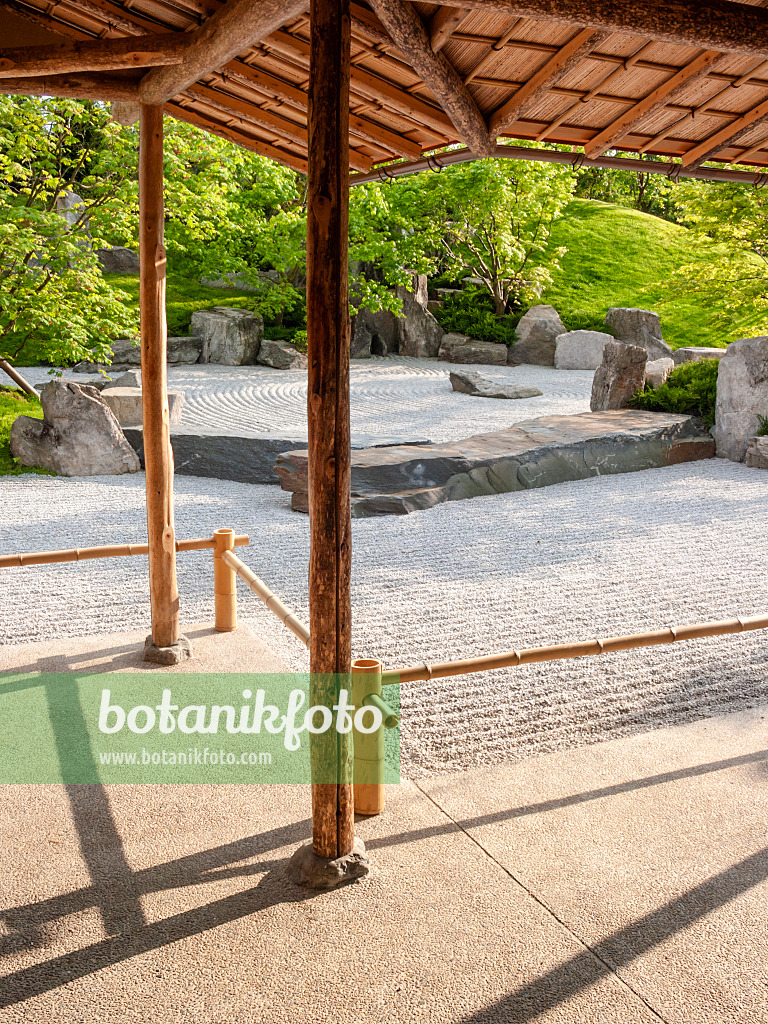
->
[
  {"left": 143, "top": 633, "right": 193, "bottom": 665},
  {"left": 286, "top": 837, "right": 370, "bottom": 889}
]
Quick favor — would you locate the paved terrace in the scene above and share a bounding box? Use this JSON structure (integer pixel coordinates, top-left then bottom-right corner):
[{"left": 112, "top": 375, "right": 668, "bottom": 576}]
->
[{"left": 0, "top": 625, "right": 766, "bottom": 1023}]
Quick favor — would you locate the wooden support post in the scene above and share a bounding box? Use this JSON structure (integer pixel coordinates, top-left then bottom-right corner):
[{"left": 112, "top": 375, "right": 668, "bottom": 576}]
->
[
  {"left": 307, "top": 0, "right": 355, "bottom": 861},
  {"left": 139, "top": 103, "right": 181, "bottom": 654},
  {"left": 351, "top": 658, "right": 386, "bottom": 816},
  {"left": 213, "top": 528, "right": 237, "bottom": 633}
]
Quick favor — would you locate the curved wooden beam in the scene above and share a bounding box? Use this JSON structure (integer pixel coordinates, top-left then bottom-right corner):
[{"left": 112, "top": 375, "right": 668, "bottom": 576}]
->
[
  {"left": 369, "top": 0, "right": 494, "bottom": 155},
  {"left": 0, "top": 34, "right": 191, "bottom": 78},
  {"left": 139, "top": 0, "right": 307, "bottom": 105},
  {"left": 425, "top": 0, "right": 768, "bottom": 61}
]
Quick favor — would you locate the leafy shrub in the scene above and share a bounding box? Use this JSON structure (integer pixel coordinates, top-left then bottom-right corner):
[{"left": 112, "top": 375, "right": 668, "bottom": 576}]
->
[
  {"left": 757, "top": 414, "right": 768, "bottom": 437},
  {"left": 434, "top": 288, "right": 521, "bottom": 347},
  {"left": 628, "top": 358, "right": 719, "bottom": 429},
  {"left": 559, "top": 311, "right": 615, "bottom": 334}
]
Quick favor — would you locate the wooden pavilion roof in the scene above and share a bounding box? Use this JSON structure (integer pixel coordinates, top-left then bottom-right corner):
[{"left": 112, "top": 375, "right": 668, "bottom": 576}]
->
[{"left": 4, "top": 0, "right": 768, "bottom": 176}]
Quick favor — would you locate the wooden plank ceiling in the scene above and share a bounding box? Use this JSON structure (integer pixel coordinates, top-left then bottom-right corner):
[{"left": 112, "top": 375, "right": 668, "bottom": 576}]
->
[{"left": 4, "top": 0, "right": 768, "bottom": 174}]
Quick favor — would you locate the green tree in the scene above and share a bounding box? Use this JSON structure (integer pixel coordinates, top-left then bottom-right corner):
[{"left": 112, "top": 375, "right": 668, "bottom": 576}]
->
[
  {"left": 669, "top": 178, "right": 768, "bottom": 338},
  {"left": 388, "top": 156, "right": 576, "bottom": 314},
  {"left": 0, "top": 96, "right": 138, "bottom": 367}
]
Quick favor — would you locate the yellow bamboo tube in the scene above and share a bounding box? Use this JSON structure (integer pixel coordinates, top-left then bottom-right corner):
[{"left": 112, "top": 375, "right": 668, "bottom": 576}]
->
[
  {"left": 352, "top": 658, "right": 386, "bottom": 816},
  {"left": 213, "top": 528, "right": 237, "bottom": 633},
  {"left": 0, "top": 535, "right": 249, "bottom": 569},
  {"left": 221, "top": 549, "right": 310, "bottom": 646},
  {"left": 382, "top": 614, "right": 768, "bottom": 686}
]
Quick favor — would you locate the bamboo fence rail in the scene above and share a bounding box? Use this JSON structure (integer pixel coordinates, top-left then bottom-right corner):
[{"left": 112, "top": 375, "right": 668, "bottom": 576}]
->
[
  {"left": 0, "top": 534, "right": 249, "bottom": 569},
  {"left": 221, "top": 549, "right": 311, "bottom": 647},
  {"left": 382, "top": 615, "right": 768, "bottom": 685}
]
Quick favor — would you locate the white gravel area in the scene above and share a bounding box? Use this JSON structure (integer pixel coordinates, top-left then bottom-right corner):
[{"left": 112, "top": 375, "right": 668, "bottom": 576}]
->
[
  {"left": 2, "top": 458, "right": 768, "bottom": 778},
  {"left": 18, "top": 358, "right": 594, "bottom": 442}
]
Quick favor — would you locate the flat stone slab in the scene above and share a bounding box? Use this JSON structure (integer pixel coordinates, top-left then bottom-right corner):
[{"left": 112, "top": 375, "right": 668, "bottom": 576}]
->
[
  {"left": 275, "top": 410, "right": 715, "bottom": 517},
  {"left": 450, "top": 370, "right": 543, "bottom": 400},
  {"left": 101, "top": 387, "right": 184, "bottom": 426},
  {"left": 124, "top": 426, "right": 431, "bottom": 484}
]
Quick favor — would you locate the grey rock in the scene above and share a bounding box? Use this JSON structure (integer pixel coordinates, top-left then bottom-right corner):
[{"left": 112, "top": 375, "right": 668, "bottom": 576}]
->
[
  {"left": 200, "top": 270, "right": 259, "bottom": 292},
  {"left": 74, "top": 336, "right": 202, "bottom": 372},
  {"left": 555, "top": 330, "right": 613, "bottom": 370},
  {"left": 96, "top": 246, "right": 140, "bottom": 273},
  {"left": 604, "top": 307, "right": 673, "bottom": 361},
  {"left": 101, "top": 387, "right": 184, "bottom": 426},
  {"left": 56, "top": 190, "right": 86, "bottom": 229},
  {"left": 276, "top": 411, "right": 715, "bottom": 517},
  {"left": 286, "top": 837, "right": 370, "bottom": 889},
  {"left": 644, "top": 357, "right": 675, "bottom": 389},
  {"left": 106, "top": 369, "right": 141, "bottom": 390},
  {"left": 191, "top": 307, "right": 263, "bottom": 365},
  {"left": 745, "top": 435, "right": 768, "bottom": 469},
  {"left": 143, "top": 633, "right": 193, "bottom": 666},
  {"left": 396, "top": 274, "right": 444, "bottom": 358},
  {"left": 10, "top": 380, "right": 140, "bottom": 476},
  {"left": 352, "top": 307, "right": 399, "bottom": 358},
  {"left": 257, "top": 338, "right": 307, "bottom": 370},
  {"left": 436, "top": 288, "right": 461, "bottom": 300},
  {"left": 713, "top": 335, "right": 768, "bottom": 462},
  {"left": 427, "top": 299, "right": 443, "bottom": 315},
  {"left": 439, "top": 334, "right": 508, "bottom": 365},
  {"left": 673, "top": 346, "right": 728, "bottom": 365},
  {"left": 591, "top": 341, "right": 648, "bottom": 411},
  {"left": 450, "top": 370, "right": 543, "bottom": 399},
  {"left": 510, "top": 305, "right": 566, "bottom": 366}
]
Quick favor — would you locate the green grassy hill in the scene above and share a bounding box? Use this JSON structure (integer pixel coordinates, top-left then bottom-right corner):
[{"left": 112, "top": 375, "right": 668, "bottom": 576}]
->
[{"left": 543, "top": 198, "right": 764, "bottom": 349}]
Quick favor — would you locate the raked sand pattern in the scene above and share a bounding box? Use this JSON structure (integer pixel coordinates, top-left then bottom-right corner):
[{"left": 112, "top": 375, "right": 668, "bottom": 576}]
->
[
  {"left": 2, "top": 446, "right": 768, "bottom": 776},
  {"left": 18, "top": 358, "right": 595, "bottom": 442}
]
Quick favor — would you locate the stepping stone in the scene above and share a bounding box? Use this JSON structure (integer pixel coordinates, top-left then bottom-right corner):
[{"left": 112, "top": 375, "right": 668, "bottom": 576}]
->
[
  {"left": 275, "top": 410, "right": 715, "bottom": 518},
  {"left": 450, "top": 370, "right": 543, "bottom": 400}
]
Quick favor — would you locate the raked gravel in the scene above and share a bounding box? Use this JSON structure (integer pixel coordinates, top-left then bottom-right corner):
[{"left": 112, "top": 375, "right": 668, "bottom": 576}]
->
[
  {"left": 17, "top": 357, "right": 595, "bottom": 442},
  {"left": 5, "top": 360, "right": 768, "bottom": 776}
]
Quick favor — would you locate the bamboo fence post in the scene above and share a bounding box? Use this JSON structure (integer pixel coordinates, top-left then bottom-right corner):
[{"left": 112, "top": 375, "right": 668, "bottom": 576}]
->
[
  {"left": 139, "top": 103, "right": 180, "bottom": 653},
  {"left": 213, "top": 528, "right": 237, "bottom": 632},
  {"left": 351, "top": 658, "right": 386, "bottom": 816},
  {"left": 307, "top": 0, "right": 354, "bottom": 861}
]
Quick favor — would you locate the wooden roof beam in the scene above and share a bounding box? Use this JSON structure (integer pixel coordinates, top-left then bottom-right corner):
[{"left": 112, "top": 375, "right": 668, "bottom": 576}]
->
[
  {"left": 489, "top": 27, "right": 607, "bottom": 139},
  {"left": 0, "top": 70, "right": 139, "bottom": 98},
  {"left": 0, "top": 33, "right": 193, "bottom": 78},
  {"left": 424, "top": 0, "right": 768, "bottom": 61},
  {"left": 167, "top": 100, "right": 308, "bottom": 173},
  {"left": 428, "top": 6, "right": 470, "bottom": 52},
  {"left": 139, "top": 0, "right": 308, "bottom": 105},
  {"left": 682, "top": 96, "right": 768, "bottom": 168},
  {"left": 584, "top": 49, "right": 728, "bottom": 159},
  {"left": 368, "top": 0, "right": 494, "bottom": 155}
]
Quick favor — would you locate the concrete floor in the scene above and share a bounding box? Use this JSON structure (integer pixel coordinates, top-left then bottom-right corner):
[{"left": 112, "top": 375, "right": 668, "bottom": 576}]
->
[{"left": 1, "top": 626, "right": 767, "bottom": 1022}]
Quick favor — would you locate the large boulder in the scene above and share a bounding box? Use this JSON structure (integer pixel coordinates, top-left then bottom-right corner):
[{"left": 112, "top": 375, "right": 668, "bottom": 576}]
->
[
  {"left": 450, "top": 370, "right": 543, "bottom": 399},
  {"left": 673, "top": 346, "right": 728, "bottom": 365},
  {"left": 101, "top": 387, "right": 185, "bottom": 426},
  {"left": 396, "top": 274, "right": 444, "bottom": 358},
  {"left": 591, "top": 341, "right": 648, "bottom": 411},
  {"left": 745, "top": 436, "right": 768, "bottom": 470},
  {"left": 604, "top": 308, "right": 673, "bottom": 361},
  {"left": 10, "top": 380, "right": 140, "bottom": 476},
  {"left": 96, "top": 246, "right": 140, "bottom": 273},
  {"left": 351, "top": 307, "right": 398, "bottom": 358},
  {"left": 644, "top": 357, "right": 675, "bottom": 389},
  {"left": 74, "top": 336, "right": 202, "bottom": 372},
  {"left": 713, "top": 336, "right": 768, "bottom": 462},
  {"left": 190, "top": 307, "right": 263, "bottom": 365},
  {"left": 509, "top": 305, "right": 565, "bottom": 366},
  {"left": 438, "top": 333, "right": 508, "bottom": 365},
  {"left": 257, "top": 338, "right": 307, "bottom": 369},
  {"left": 554, "top": 330, "right": 612, "bottom": 370}
]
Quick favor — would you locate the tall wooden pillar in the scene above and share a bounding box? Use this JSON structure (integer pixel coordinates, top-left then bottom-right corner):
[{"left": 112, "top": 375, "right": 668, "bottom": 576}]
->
[
  {"left": 139, "top": 104, "right": 180, "bottom": 650},
  {"left": 307, "top": 0, "right": 354, "bottom": 859}
]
